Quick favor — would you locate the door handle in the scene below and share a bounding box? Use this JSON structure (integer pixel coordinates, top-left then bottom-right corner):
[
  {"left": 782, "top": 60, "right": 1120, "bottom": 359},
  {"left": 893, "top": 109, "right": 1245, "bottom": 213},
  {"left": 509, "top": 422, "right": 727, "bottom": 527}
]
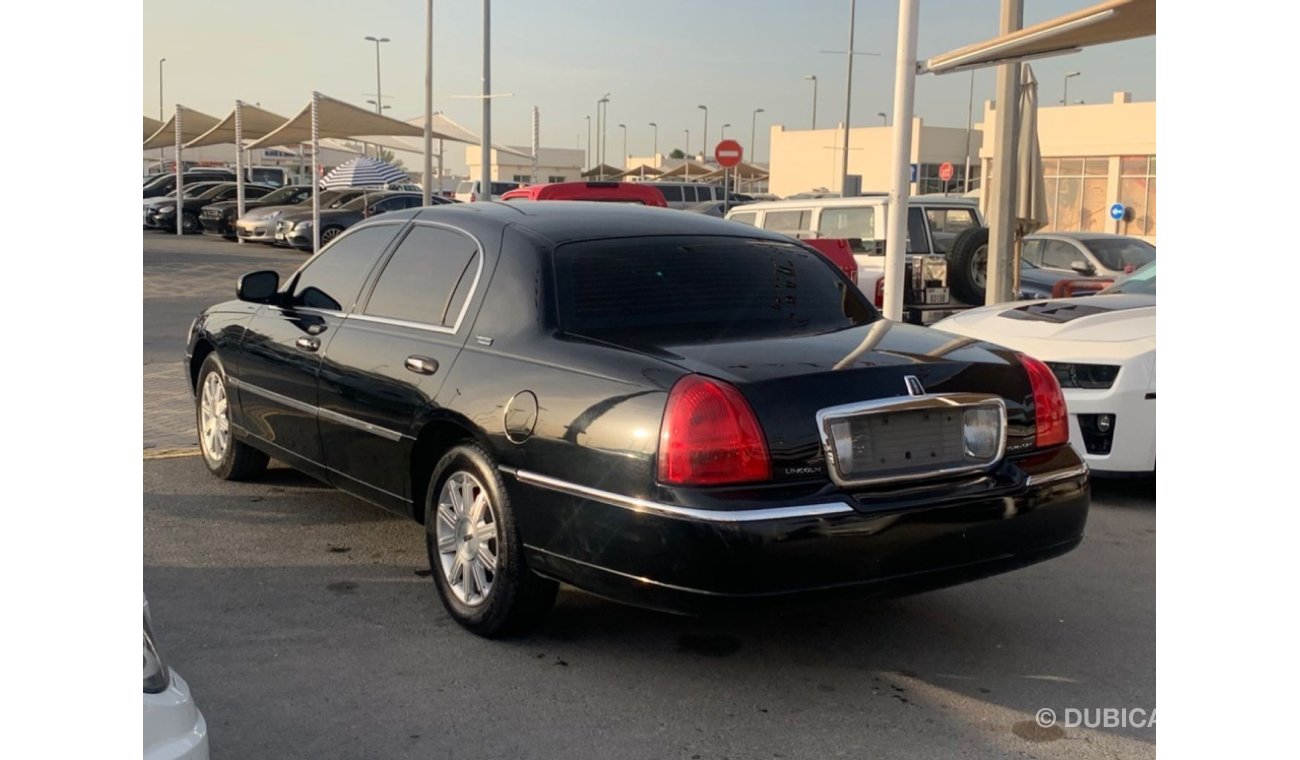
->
[
  {"left": 305, "top": 322, "right": 327, "bottom": 335},
  {"left": 405, "top": 356, "right": 439, "bottom": 375},
  {"left": 295, "top": 337, "right": 320, "bottom": 351}
]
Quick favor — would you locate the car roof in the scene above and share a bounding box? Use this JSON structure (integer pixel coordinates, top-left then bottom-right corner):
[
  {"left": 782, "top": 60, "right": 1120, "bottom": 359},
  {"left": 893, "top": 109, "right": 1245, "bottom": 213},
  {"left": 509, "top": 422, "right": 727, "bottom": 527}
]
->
[
  {"left": 730, "top": 195, "right": 979, "bottom": 213},
  {"left": 392, "top": 201, "right": 795, "bottom": 246},
  {"left": 1025, "top": 231, "right": 1149, "bottom": 242}
]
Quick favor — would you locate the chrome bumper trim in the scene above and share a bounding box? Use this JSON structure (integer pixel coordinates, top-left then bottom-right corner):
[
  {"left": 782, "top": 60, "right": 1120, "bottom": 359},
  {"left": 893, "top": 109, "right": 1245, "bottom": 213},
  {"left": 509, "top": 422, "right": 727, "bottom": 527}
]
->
[
  {"left": 505, "top": 468, "right": 854, "bottom": 523},
  {"left": 1025, "top": 463, "right": 1090, "bottom": 487}
]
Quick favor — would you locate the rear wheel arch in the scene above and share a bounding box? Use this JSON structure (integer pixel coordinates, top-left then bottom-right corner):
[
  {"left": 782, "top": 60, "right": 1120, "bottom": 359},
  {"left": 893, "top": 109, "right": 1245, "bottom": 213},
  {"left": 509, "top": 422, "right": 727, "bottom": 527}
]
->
[{"left": 409, "top": 415, "right": 497, "bottom": 523}]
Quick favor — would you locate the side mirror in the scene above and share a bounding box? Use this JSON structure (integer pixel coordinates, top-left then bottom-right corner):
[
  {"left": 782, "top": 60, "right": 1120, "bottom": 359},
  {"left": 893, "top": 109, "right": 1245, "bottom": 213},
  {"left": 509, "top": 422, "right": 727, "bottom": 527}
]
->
[
  {"left": 1070, "top": 260, "right": 1095, "bottom": 275},
  {"left": 238, "top": 270, "right": 280, "bottom": 303}
]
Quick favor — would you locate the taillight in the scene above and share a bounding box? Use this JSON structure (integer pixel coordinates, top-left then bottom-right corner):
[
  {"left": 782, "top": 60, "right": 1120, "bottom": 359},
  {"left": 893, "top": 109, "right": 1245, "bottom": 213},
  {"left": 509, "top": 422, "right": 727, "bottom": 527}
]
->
[
  {"left": 874, "top": 278, "right": 885, "bottom": 308},
  {"left": 469, "top": 192, "right": 477, "bottom": 202},
  {"left": 1018, "top": 354, "right": 1069, "bottom": 448},
  {"left": 658, "top": 375, "right": 771, "bottom": 486}
]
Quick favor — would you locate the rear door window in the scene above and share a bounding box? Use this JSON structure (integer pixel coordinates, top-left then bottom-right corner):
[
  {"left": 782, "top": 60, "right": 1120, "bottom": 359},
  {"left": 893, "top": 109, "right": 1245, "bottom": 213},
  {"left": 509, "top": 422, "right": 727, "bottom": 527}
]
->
[
  {"left": 728, "top": 211, "right": 757, "bottom": 226},
  {"left": 657, "top": 185, "right": 684, "bottom": 203},
  {"left": 553, "top": 237, "right": 876, "bottom": 341},
  {"left": 362, "top": 226, "right": 481, "bottom": 327},
  {"left": 1022, "top": 239, "right": 1043, "bottom": 266},
  {"left": 907, "top": 207, "right": 931, "bottom": 253},
  {"left": 817, "top": 207, "right": 876, "bottom": 254}
]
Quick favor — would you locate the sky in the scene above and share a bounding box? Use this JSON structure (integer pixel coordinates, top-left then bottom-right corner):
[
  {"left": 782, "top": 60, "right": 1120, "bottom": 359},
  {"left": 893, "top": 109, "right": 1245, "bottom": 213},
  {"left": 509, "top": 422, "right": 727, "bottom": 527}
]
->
[{"left": 142, "top": 0, "right": 1155, "bottom": 172}]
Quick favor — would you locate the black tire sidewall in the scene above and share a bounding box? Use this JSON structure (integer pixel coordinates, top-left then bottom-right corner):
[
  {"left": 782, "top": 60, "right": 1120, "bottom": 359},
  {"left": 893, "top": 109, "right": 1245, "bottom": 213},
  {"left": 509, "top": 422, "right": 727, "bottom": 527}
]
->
[{"left": 424, "top": 443, "right": 529, "bottom": 635}]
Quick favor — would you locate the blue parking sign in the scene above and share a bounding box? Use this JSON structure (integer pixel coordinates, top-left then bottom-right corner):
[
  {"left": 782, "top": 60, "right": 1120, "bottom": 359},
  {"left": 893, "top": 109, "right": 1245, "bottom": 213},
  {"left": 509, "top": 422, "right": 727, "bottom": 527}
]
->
[{"left": 1109, "top": 203, "right": 1125, "bottom": 221}]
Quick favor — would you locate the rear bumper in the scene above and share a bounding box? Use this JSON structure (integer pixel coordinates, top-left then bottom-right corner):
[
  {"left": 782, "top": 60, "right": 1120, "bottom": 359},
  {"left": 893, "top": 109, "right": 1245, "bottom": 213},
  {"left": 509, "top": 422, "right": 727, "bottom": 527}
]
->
[
  {"left": 510, "top": 447, "right": 1089, "bottom": 615},
  {"left": 199, "top": 215, "right": 232, "bottom": 236},
  {"left": 144, "top": 670, "right": 209, "bottom": 760},
  {"left": 235, "top": 219, "right": 278, "bottom": 242}
]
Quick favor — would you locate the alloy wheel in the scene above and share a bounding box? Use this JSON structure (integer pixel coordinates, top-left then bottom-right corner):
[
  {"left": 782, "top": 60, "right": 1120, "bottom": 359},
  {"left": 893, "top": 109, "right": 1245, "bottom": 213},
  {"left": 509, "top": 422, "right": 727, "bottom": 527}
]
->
[
  {"left": 198, "top": 372, "right": 230, "bottom": 464},
  {"left": 972, "top": 243, "right": 989, "bottom": 291},
  {"left": 434, "top": 471, "right": 499, "bottom": 607}
]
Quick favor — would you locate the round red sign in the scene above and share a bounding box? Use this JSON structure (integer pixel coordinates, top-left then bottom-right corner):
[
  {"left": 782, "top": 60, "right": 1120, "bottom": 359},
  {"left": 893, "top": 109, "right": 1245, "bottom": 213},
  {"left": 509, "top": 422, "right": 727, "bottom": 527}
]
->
[
  {"left": 938, "top": 161, "right": 955, "bottom": 182},
  {"left": 714, "top": 139, "right": 743, "bottom": 168}
]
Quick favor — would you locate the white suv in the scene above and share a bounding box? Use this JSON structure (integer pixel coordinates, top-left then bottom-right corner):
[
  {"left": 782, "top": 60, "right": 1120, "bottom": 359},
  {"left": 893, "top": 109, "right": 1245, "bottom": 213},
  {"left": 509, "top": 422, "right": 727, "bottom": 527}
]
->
[{"left": 454, "top": 180, "right": 520, "bottom": 202}]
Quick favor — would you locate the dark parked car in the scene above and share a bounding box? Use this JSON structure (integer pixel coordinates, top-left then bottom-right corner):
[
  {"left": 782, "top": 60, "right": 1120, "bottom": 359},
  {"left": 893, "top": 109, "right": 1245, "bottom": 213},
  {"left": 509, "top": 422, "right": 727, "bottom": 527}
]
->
[
  {"left": 186, "top": 203, "right": 1089, "bottom": 637},
  {"left": 201, "top": 184, "right": 315, "bottom": 239},
  {"left": 143, "top": 169, "right": 237, "bottom": 198},
  {"left": 1016, "top": 259, "right": 1114, "bottom": 300},
  {"left": 149, "top": 182, "right": 275, "bottom": 234},
  {"left": 143, "top": 182, "right": 228, "bottom": 230},
  {"left": 273, "top": 191, "right": 431, "bottom": 249}
]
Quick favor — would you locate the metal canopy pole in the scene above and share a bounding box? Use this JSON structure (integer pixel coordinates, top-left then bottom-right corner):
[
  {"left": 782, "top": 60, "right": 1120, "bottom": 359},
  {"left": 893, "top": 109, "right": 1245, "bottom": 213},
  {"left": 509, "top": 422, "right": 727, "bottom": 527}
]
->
[
  {"left": 423, "top": 0, "right": 433, "bottom": 206},
  {"left": 986, "top": 0, "right": 1023, "bottom": 305},
  {"left": 174, "top": 106, "right": 184, "bottom": 236},
  {"left": 840, "top": 0, "right": 857, "bottom": 197},
  {"left": 235, "top": 101, "right": 246, "bottom": 241},
  {"left": 480, "top": 0, "right": 492, "bottom": 201},
  {"left": 311, "top": 92, "right": 320, "bottom": 253},
  {"left": 882, "top": 0, "right": 918, "bottom": 321}
]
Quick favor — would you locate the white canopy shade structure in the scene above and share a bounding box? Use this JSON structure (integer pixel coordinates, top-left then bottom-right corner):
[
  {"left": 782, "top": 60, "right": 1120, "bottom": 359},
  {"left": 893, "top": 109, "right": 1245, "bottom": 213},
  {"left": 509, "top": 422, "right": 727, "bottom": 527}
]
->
[
  {"left": 614, "top": 164, "right": 664, "bottom": 180},
  {"left": 919, "top": 0, "right": 1155, "bottom": 75},
  {"left": 144, "top": 106, "right": 224, "bottom": 236},
  {"left": 181, "top": 102, "right": 290, "bottom": 227},
  {"left": 580, "top": 164, "right": 625, "bottom": 181},
  {"left": 656, "top": 161, "right": 713, "bottom": 180},
  {"left": 144, "top": 116, "right": 164, "bottom": 141},
  {"left": 245, "top": 92, "right": 428, "bottom": 254}
]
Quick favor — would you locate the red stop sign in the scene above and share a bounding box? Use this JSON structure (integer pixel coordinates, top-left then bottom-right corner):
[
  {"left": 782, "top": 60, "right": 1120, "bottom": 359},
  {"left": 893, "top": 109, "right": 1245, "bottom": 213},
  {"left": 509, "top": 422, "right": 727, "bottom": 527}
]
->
[
  {"left": 938, "top": 161, "right": 955, "bottom": 182},
  {"left": 715, "top": 139, "right": 743, "bottom": 168}
]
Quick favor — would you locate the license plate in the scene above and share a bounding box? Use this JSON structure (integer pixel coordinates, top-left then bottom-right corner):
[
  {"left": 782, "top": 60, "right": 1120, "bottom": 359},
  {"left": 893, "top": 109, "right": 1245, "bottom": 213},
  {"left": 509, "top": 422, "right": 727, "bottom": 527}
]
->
[{"left": 925, "top": 288, "right": 949, "bottom": 305}]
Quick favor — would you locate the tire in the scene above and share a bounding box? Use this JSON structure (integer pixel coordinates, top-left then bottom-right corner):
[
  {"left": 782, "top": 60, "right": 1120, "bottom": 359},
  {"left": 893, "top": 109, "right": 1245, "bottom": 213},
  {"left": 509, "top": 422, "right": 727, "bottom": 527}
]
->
[
  {"left": 195, "top": 353, "right": 269, "bottom": 481},
  {"left": 424, "top": 442, "right": 558, "bottom": 637},
  {"left": 181, "top": 211, "right": 200, "bottom": 235},
  {"left": 946, "top": 226, "right": 990, "bottom": 305},
  {"left": 320, "top": 226, "right": 344, "bottom": 245}
]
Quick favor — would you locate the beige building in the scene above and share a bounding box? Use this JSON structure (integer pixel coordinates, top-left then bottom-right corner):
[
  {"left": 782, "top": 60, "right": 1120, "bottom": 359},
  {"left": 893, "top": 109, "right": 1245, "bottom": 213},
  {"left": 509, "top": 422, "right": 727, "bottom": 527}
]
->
[
  {"left": 465, "top": 145, "right": 585, "bottom": 185},
  {"left": 767, "top": 121, "right": 980, "bottom": 198},
  {"left": 977, "top": 91, "right": 1156, "bottom": 239}
]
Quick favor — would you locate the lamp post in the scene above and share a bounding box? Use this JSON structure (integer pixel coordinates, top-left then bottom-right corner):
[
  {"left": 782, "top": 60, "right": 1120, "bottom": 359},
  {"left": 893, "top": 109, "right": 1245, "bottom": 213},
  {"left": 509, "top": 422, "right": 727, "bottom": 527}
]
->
[
  {"left": 597, "top": 93, "right": 610, "bottom": 175},
  {"left": 618, "top": 123, "right": 626, "bottom": 169},
  {"left": 720, "top": 123, "right": 731, "bottom": 141},
  {"left": 751, "top": 108, "right": 765, "bottom": 163},
  {"left": 683, "top": 129, "right": 690, "bottom": 179},
  {"left": 367, "top": 100, "right": 391, "bottom": 112},
  {"left": 648, "top": 122, "right": 658, "bottom": 162},
  {"left": 697, "top": 105, "right": 708, "bottom": 161},
  {"left": 878, "top": 111, "right": 887, "bottom": 125},
  {"left": 158, "top": 58, "right": 166, "bottom": 169},
  {"left": 365, "top": 35, "right": 390, "bottom": 160},
  {"left": 585, "top": 115, "right": 591, "bottom": 170},
  {"left": 804, "top": 75, "right": 817, "bottom": 129},
  {"left": 963, "top": 69, "right": 975, "bottom": 193},
  {"left": 1063, "top": 70, "right": 1080, "bottom": 106}
]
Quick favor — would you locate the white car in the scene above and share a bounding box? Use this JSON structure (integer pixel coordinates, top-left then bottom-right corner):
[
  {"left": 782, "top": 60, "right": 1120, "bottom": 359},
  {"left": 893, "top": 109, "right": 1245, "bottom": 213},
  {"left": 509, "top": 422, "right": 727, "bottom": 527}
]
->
[
  {"left": 931, "top": 262, "right": 1156, "bottom": 476},
  {"left": 145, "top": 596, "right": 209, "bottom": 760}
]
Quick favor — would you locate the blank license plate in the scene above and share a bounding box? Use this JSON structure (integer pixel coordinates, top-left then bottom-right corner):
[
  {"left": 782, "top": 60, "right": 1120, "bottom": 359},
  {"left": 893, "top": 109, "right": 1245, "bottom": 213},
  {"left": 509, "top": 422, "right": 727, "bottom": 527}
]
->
[{"left": 925, "top": 288, "right": 949, "bottom": 304}]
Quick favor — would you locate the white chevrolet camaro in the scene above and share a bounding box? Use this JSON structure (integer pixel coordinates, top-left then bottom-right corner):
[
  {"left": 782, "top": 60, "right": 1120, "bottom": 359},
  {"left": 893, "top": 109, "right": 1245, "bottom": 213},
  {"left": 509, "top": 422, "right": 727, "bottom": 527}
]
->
[{"left": 932, "top": 261, "right": 1156, "bottom": 476}]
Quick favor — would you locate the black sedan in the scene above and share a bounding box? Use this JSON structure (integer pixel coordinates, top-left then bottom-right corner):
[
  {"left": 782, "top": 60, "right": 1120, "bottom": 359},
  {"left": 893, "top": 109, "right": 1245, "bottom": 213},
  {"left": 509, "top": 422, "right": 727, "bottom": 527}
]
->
[
  {"left": 149, "top": 182, "right": 276, "bottom": 234},
  {"left": 186, "top": 203, "right": 1089, "bottom": 637},
  {"left": 200, "top": 184, "right": 315, "bottom": 239},
  {"left": 273, "top": 191, "right": 435, "bottom": 249},
  {"left": 143, "top": 182, "right": 227, "bottom": 230}
]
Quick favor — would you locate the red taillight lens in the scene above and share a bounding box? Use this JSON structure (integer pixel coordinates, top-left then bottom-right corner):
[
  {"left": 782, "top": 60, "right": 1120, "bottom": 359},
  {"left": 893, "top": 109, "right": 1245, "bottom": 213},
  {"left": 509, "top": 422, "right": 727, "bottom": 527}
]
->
[
  {"left": 469, "top": 192, "right": 477, "bottom": 202},
  {"left": 658, "top": 375, "right": 771, "bottom": 486},
  {"left": 1018, "top": 354, "right": 1069, "bottom": 448},
  {"left": 874, "top": 278, "right": 885, "bottom": 308}
]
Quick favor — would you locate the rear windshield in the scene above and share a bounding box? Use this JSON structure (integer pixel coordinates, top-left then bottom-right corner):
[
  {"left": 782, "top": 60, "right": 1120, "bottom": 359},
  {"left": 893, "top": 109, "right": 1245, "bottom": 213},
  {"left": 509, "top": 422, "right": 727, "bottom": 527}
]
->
[
  {"left": 456, "top": 181, "right": 474, "bottom": 194},
  {"left": 553, "top": 236, "right": 877, "bottom": 341}
]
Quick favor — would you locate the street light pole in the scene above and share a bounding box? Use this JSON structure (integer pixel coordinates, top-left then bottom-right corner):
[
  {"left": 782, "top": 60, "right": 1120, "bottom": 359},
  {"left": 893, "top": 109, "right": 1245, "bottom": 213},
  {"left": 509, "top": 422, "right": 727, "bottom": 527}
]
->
[
  {"left": 158, "top": 58, "right": 166, "bottom": 170},
  {"left": 598, "top": 94, "right": 610, "bottom": 177},
  {"left": 365, "top": 35, "right": 390, "bottom": 160},
  {"left": 751, "top": 108, "right": 764, "bottom": 162},
  {"left": 1063, "top": 70, "right": 1080, "bottom": 106},
  {"left": 585, "top": 115, "right": 591, "bottom": 170},
  {"left": 423, "top": 0, "right": 433, "bottom": 206},
  {"left": 649, "top": 122, "right": 658, "bottom": 162},
  {"left": 479, "top": 1, "right": 491, "bottom": 201},
  {"left": 804, "top": 75, "right": 817, "bottom": 130},
  {"left": 697, "top": 105, "right": 708, "bottom": 161},
  {"left": 720, "top": 123, "right": 730, "bottom": 141},
  {"left": 878, "top": 111, "right": 887, "bottom": 125},
  {"left": 840, "top": 0, "right": 857, "bottom": 196},
  {"left": 618, "top": 123, "right": 626, "bottom": 168},
  {"left": 963, "top": 69, "right": 975, "bottom": 193},
  {"left": 683, "top": 129, "right": 690, "bottom": 179}
]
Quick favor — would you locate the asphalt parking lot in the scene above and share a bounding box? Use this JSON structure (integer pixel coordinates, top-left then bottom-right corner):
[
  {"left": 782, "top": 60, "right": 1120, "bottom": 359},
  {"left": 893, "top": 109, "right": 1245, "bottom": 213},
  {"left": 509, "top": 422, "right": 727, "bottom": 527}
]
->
[{"left": 143, "top": 234, "right": 1156, "bottom": 760}]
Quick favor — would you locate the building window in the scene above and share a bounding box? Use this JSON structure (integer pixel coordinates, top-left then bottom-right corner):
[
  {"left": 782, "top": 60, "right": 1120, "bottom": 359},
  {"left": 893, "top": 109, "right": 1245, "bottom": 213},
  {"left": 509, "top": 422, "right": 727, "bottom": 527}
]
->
[
  {"left": 1118, "top": 156, "right": 1156, "bottom": 237},
  {"left": 512, "top": 174, "right": 531, "bottom": 184},
  {"left": 548, "top": 175, "right": 566, "bottom": 183},
  {"left": 916, "top": 163, "right": 978, "bottom": 195},
  {"left": 1044, "top": 157, "right": 1109, "bottom": 233}
]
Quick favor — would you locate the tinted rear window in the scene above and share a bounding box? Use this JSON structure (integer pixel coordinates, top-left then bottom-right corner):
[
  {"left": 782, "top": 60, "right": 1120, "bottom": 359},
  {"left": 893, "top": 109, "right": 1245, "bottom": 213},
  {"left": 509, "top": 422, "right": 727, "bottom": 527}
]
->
[{"left": 553, "top": 237, "right": 876, "bottom": 341}]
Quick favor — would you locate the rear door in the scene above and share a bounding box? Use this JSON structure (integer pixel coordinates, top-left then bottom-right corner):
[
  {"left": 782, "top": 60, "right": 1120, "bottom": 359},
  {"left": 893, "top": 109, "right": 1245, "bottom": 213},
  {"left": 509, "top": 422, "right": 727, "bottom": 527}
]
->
[
  {"left": 232, "top": 224, "right": 404, "bottom": 467},
  {"left": 316, "top": 222, "right": 485, "bottom": 509}
]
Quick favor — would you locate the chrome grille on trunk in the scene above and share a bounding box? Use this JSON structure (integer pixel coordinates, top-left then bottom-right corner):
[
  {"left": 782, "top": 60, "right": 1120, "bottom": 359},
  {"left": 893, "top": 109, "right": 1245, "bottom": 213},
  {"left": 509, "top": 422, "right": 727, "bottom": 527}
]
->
[{"left": 816, "top": 394, "right": 1007, "bottom": 487}]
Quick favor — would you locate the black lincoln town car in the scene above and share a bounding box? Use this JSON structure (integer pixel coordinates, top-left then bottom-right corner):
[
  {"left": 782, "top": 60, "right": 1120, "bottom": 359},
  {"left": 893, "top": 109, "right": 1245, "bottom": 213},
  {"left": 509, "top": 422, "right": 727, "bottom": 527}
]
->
[{"left": 186, "top": 202, "right": 1089, "bottom": 637}]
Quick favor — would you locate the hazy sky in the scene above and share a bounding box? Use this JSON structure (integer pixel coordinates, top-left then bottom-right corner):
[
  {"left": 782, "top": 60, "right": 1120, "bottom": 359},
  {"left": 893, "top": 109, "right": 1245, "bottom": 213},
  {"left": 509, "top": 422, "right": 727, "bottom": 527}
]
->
[{"left": 143, "top": 0, "right": 1154, "bottom": 169}]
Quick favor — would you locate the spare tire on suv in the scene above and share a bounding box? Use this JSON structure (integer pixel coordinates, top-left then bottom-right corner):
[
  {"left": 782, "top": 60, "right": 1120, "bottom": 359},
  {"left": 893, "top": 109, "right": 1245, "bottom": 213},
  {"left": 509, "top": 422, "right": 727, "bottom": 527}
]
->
[{"left": 946, "top": 226, "right": 989, "bottom": 305}]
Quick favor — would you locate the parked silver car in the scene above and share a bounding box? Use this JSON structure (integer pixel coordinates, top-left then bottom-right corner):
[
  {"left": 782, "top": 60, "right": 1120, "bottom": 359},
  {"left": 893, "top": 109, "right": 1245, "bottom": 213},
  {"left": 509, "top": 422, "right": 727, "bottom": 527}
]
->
[{"left": 1021, "top": 232, "right": 1156, "bottom": 279}]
